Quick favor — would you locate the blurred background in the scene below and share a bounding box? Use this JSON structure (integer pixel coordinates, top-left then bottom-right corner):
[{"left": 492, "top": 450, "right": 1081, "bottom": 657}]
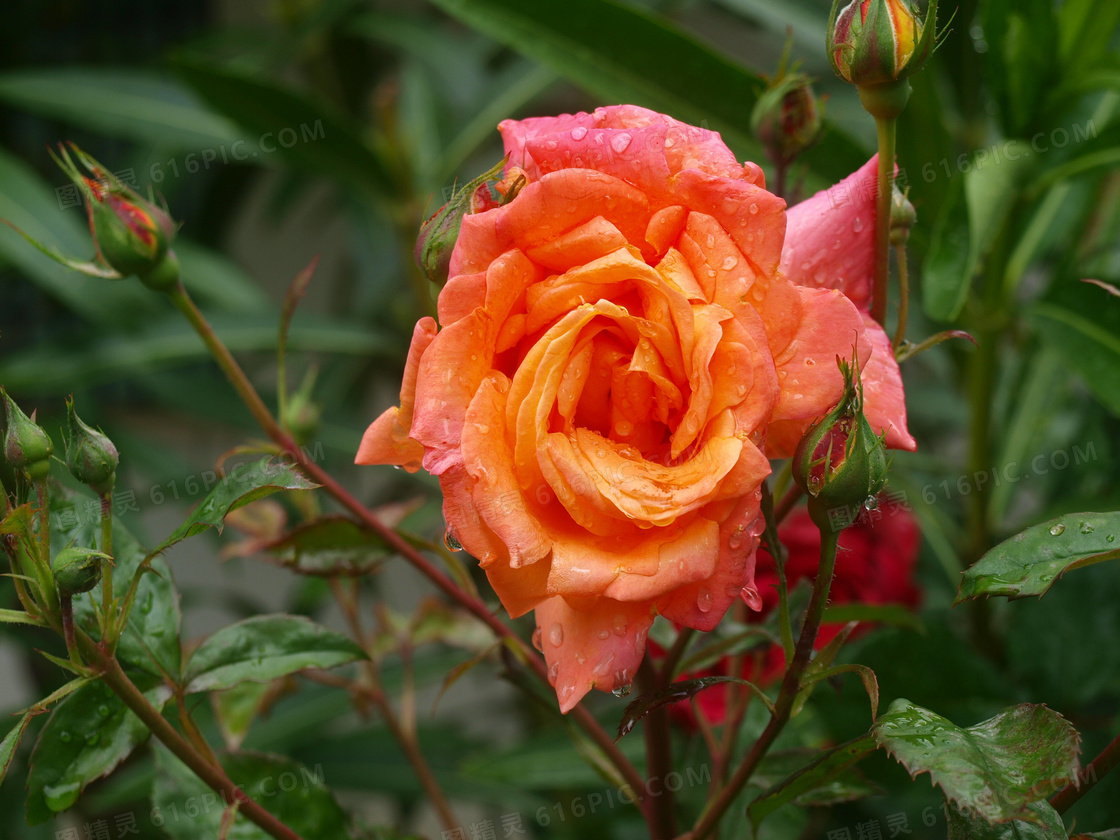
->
[{"left": 1, "top": 0, "right": 1118, "bottom": 838}]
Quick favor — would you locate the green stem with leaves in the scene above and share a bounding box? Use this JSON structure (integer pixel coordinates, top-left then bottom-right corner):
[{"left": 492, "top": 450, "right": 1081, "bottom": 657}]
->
[
  {"left": 81, "top": 641, "right": 306, "bottom": 840},
  {"left": 164, "top": 281, "right": 653, "bottom": 825},
  {"left": 99, "top": 494, "right": 114, "bottom": 629},
  {"left": 683, "top": 529, "right": 840, "bottom": 840}
]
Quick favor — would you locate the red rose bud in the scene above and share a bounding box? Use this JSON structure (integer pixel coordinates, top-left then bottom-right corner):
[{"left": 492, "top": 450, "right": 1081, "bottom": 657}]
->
[
  {"left": 792, "top": 356, "right": 888, "bottom": 532},
  {"left": 828, "top": 0, "right": 939, "bottom": 88},
  {"left": 65, "top": 398, "right": 119, "bottom": 496},
  {"left": 889, "top": 185, "right": 916, "bottom": 245},
  {"left": 54, "top": 144, "right": 177, "bottom": 280},
  {"left": 415, "top": 159, "right": 507, "bottom": 286},
  {"left": 751, "top": 72, "right": 824, "bottom": 170},
  {"left": 2, "top": 389, "right": 53, "bottom": 481}
]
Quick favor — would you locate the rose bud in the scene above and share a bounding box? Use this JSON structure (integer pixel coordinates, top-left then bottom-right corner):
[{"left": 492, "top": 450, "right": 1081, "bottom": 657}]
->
[
  {"left": 792, "top": 356, "right": 888, "bottom": 532},
  {"left": 415, "top": 159, "right": 507, "bottom": 286},
  {"left": 828, "top": 0, "right": 940, "bottom": 91},
  {"left": 889, "top": 185, "right": 916, "bottom": 245},
  {"left": 65, "top": 398, "right": 119, "bottom": 497},
  {"left": 53, "top": 144, "right": 178, "bottom": 281},
  {"left": 2, "top": 389, "right": 53, "bottom": 481},
  {"left": 751, "top": 72, "right": 824, "bottom": 170},
  {"left": 52, "top": 546, "right": 109, "bottom": 597}
]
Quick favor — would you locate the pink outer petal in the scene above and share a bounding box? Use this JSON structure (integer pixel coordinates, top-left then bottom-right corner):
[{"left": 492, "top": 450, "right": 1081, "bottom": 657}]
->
[
  {"left": 534, "top": 595, "right": 655, "bottom": 713},
  {"left": 781, "top": 155, "right": 882, "bottom": 311},
  {"left": 859, "top": 313, "right": 916, "bottom": 451},
  {"left": 355, "top": 318, "right": 437, "bottom": 471},
  {"left": 768, "top": 286, "right": 871, "bottom": 428}
]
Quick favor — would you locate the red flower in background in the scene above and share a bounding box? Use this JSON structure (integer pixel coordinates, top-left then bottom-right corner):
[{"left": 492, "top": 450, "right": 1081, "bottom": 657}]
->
[{"left": 682, "top": 496, "right": 920, "bottom": 725}]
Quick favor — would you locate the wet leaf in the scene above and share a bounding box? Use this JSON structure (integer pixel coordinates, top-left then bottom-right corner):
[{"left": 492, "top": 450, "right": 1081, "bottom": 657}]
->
[
  {"left": 956, "top": 512, "right": 1120, "bottom": 603},
  {"left": 261, "top": 516, "right": 391, "bottom": 577},
  {"left": 873, "top": 700, "right": 1080, "bottom": 824},
  {"left": 946, "top": 798, "right": 1067, "bottom": 840}
]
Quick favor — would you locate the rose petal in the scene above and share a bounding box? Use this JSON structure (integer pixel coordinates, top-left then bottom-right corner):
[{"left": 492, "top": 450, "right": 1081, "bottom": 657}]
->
[
  {"left": 859, "top": 313, "right": 916, "bottom": 451},
  {"left": 534, "top": 595, "right": 654, "bottom": 712},
  {"left": 355, "top": 317, "right": 437, "bottom": 470},
  {"left": 781, "top": 155, "right": 882, "bottom": 311}
]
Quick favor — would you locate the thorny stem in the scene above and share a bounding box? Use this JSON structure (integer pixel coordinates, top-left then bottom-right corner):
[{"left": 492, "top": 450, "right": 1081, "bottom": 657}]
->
[
  {"left": 330, "top": 579, "right": 460, "bottom": 833},
  {"left": 1051, "top": 729, "right": 1120, "bottom": 814},
  {"left": 84, "top": 643, "right": 306, "bottom": 840},
  {"left": 638, "top": 659, "right": 677, "bottom": 840},
  {"left": 682, "top": 530, "right": 840, "bottom": 840},
  {"left": 166, "top": 282, "right": 652, "bottom": 821},
  {"left": 870, "top": 116, "right": 897, "bottom": 327}
]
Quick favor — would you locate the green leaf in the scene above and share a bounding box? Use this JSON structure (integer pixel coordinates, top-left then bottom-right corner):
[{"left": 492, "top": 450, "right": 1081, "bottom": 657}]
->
[
  {"left": 1056, "top": 0, "right": 1120, "bottom": 88},
  {"left": 956, "top": 512, "right": 1120, "bottom": 603},
  {"left": 428, "top": 0, "right": 866, "bottom": 180},
  {"left": 26, "top": 676, "right": 171, "bottom": 824},
  {"left": 923, "top": 145, "right": 1033, "bottom": 321},
  {"left": 154, "top": 459, "right": 318, "bottom": 555},
  {"left": 981, "top": 0, "right": 1058, "bottom": 136},
  {"left": 1031, "top": 279, "right": 1120, "bottom": 416},
  {"left": 184, "top": 614, "right": 367, "bottom": 694},
  {"left": 0, "top": 68, "right": 243, "bottom": 150},
  {"left": 173, "top": 58, "right": 396, "bottom": 200},
  {"left": 946, "top": 798, "right": 1067, "bottom": 840},
  {"left": 0, "top": 146, "right": 152, "bottom": 323},
  {"left": 616, "top": 676, "right": 773, "bottom": 740},
  {"left": 0, "top": 711, "right": 35, "bottom": 791},
  {"left": 873, "top": 700, "right": 1081, "bottom": 824},
  {"left": 748, "top": 735, "right": 878, "bottom": 830},
  {"left": 212, "top": 681, "right": 277, "bottom": 751},
  {"left": 260, "top": 516, "right": 392, "bottom": 576},
  {"left": 153, "top": 745, "right": 352, "bottom": 839},
  {"left": 0, "top": 608, "right": 47, "bottom": 627}
]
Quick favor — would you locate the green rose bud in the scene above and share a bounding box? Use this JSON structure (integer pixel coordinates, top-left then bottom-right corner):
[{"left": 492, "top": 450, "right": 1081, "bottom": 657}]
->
[
  {"left": 65, "top": 398, "right": 119, "bottom": 496},
  {"left": 52, "top": 546, "right": 109, "bottom": 597},
  {"left": 889, "top": 185, "right": 916, "bottom": 245},
  {"left": 751, "top": 72, "right": 824, "bottom": 170},
  {"left": 415, "top": 159, "right": 508, "bottom": 286},
  {"left": 792, "top": 356, "right": 888, "bottom": 532},
  {"left": 2, "top": 389, "right": 53, "bottom": 480}
]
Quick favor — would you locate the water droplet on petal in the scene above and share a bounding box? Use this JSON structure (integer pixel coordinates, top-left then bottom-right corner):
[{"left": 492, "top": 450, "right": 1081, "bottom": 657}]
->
[
  {"left": 610, "top": 132, "right": 632, "bottom": 153},
  {"left": 697, "top": 588, "right": 714, "bottom": 613},
  {"left": 612, "top": 615, "right": 628, "bottom": 636},
  {"left": 612, "top": 684, "right": 632, "bottom": 698},
  {"left": 721, "top": 256, "right": 738, "bottom": 270},
  {"left": 443, "top": 530, "right": 463, "bottom": 552},
  {"left": 748, "top": 203, "right": 759, "bottom": 214},
  {"left": 1049, "top": 523, "right": 1066, "bottom": 536},
  {"left": 729, "top": 525, "right": 745, "bottom": 550},
  {"left": 852, "top": 217, "right": 864, "bottom": 232},
  {"left": 549, "top": 623, "right": 564, "bottom": 647},
  {"left": 531, "top": 627, "right": 544, "bottom": 652},
  {"left": 547, "top": 661, "right": 560, "bottom": 685},
  {"left": 615, "top": 420, "right": 634, "bottom": 437},
  {"left": 863, "top": 495, "right": 879, "bottom": 511},
  {"left": 612, "top": 669, "right": 632, "bottom": 696},
  {"left": 570, "top": 126, "right": 588, "bottom": 141},
  {"left": 598, "top": 629, "right": 610, "bottom": 640}
]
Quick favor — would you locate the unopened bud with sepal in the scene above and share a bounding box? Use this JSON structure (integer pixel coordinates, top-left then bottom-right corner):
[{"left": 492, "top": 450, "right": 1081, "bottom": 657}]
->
[
  {"left": 751, "top": 72, "right": 824, "bottom": 171},
  {"left": 2, "top": 389, "right": 53, "bottom": 480},
  {"left": 52, "top": 546, "right": 108, "bottom": 597},
  {"left": 65, "top": 398, "right": 118, "bottom": 497},
  {"left": 792, "top": 355, "right": 888, "bottom": 532}
]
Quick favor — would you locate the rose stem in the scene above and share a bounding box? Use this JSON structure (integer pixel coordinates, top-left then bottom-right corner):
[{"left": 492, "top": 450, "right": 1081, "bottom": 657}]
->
[
  {"left": 330, "top": 578, "right": 460, "bottom": 832},
  {"left": 891, "top": 241, "right": 910, "bottom": 349},
  {"left": 682, "top": 530, "right": 840, "bottom": 840},
  {"left": 165, "top": 282, "right": 652, "bottom": 821},
  {"left": 659, "top": 627, "right": 695, "bottom": 683},
  {"left": 870, "top": 115, "right": 896, "bottom": 327},
  {"left": 761, "top": 482, "right": 795, "bottom": 661},
  {"left": 1051, "top": 729, "right": 1120, "bottom": 814},
  {"left": 773, "top": 484, "right": 803, "bottom": 525},
  {"left": 32, "top": 479, "right": 61, "bottom": 616},
  {"left": 638, "top": 659, "right": 677, "bottom": 840},
  {"left": 80, "top": 639, "right": 306, "bottom": 840},
  {"left": 99, "top": 493, "right": 115, "bottom": 633}
]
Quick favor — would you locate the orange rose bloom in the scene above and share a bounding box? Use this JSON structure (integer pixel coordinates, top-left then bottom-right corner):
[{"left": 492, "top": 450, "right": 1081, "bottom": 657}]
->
[{"left": 358, "top": 105, "right": 913, "bottom": 712}]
